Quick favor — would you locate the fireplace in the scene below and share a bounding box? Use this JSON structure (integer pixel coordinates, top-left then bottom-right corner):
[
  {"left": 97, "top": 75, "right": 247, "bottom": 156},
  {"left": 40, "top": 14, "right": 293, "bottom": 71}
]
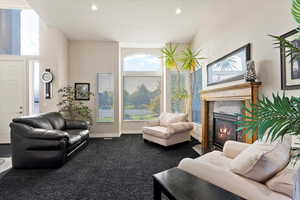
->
[{"left": 213, "top": 112, "right": 240, "bottom": 148}]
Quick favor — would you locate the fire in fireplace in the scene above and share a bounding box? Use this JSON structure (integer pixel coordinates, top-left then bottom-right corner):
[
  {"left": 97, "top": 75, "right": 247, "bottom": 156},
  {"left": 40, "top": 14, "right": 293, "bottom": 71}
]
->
[{"left": 213, "top": 112, "right": 240, "bottom": 148}]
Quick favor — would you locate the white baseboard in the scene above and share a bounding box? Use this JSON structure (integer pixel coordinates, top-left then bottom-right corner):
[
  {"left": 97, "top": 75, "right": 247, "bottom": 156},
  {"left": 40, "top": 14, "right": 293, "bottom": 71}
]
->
[
  {"left": 122, "top": 131, "right": 142, "bottom": 134},
  {"left": 90, "top": 133, "right": 121, "bottom": 138}
]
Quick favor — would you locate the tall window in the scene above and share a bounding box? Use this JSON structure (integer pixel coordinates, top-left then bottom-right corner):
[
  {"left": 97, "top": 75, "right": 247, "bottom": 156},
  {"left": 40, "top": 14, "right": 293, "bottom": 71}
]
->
[
  {"left": 168, "top": 71, "right": 190, "bottom": 113},
  {"left": 0, "top": 9, "right": 39, "bottom": 56},
  {"left": 21, "top": 9, "right": 39, "bottom": 56},
  {"left": 122, "top": 51, "right": 162, "bottom": 121},
  {"left": 192, "top": 69, "right": 202, "bottom": 123},
  {"left": 28, "top": 60, "right": 40, "bottom": 115}
]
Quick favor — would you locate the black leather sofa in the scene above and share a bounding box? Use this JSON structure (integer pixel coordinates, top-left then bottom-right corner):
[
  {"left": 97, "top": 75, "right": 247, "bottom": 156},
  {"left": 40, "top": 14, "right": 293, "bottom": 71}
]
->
[{"left": 10, "top": 112, "right": 90, "bottom": 169}]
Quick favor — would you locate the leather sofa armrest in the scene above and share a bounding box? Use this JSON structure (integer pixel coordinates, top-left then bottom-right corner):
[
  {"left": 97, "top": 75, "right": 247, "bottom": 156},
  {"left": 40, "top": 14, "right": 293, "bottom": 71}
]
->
[
  {"left": 223, "top": 141, "right": 251, "bottom": 159},
  {"left": 28, "top": 129, "right": 69, "bottom": 140},
  {"left": 65, "top": 119, "right": 89, "bottom": 130},
  {"left": 10, "top": 122, "right": 69, "bottom": 141},
  {"left": 146, "top": 119, "right": 160, "bottom": 127}
]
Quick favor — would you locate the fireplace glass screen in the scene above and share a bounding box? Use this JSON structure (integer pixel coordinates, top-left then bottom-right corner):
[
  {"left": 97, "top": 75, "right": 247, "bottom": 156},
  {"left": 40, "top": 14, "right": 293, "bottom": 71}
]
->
[{"left": 213, "top": 112, "right": 239, "bottom": 148}]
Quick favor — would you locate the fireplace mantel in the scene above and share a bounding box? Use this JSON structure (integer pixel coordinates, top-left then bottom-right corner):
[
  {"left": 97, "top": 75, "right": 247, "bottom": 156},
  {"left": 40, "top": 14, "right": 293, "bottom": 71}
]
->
[{"left": 201, "top": 82, "right": 262, "bottom": 148}]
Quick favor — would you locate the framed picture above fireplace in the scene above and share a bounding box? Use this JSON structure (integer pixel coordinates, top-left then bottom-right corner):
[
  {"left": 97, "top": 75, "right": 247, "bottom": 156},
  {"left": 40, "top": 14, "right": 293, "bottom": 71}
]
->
[{"left": 207, "top": 44, "right": 251, "bottom": 86}]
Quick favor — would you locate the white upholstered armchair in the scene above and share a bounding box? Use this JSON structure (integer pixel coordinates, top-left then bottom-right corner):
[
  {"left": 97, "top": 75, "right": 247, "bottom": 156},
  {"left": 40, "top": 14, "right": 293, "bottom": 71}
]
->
[{"left": 142, "top": 112, "right": 193, "bottom": 146}]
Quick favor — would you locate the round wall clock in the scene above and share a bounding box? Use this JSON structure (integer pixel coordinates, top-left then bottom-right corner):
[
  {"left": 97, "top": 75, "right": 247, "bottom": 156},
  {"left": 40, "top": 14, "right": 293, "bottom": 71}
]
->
[
  {"left": 41, "top": 71, "right": 53, "bottom": 83},
  {"left": 42, "top": 69, "right": 54, "bottom": 99}
]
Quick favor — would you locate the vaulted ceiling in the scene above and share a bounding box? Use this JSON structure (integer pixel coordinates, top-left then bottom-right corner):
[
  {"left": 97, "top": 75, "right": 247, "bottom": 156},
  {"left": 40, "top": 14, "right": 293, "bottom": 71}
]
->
[{"left": 26, "top": 0, "right": 260, "bottom": 43}]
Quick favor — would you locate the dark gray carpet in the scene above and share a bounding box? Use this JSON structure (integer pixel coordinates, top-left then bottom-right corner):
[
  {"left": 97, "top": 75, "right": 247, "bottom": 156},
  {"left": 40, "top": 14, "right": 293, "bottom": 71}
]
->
[
  {"left": 0, "top": 135, "right": 199, "bottom": 200},
  {"left": 0, "top": 144, "right": 11, "bottom": 157}
]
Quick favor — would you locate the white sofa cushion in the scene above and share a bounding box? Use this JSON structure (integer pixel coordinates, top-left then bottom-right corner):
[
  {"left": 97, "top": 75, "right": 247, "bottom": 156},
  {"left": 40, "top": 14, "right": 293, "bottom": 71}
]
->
[
  {"left": 167, "top": 122, "right": 193, "bottom": 133},
  {"left": 142, "top": 126, "right": 171, "bottom": 139},
  {"left": 178, "top": 151, "right": 291, "bottom": 200},
  {"left": 143, "top": 122, "right": 193, "bottom": 139},
  {"left": 159, "top": 112, "right": 187, "bottom": 127},
  {"left": 266, "top": 162, "right": 296, "bottom": 198},
  {"left": 230, "top": 142, "right": 290, "bottom": 182},
  {"left": 266, "top": 159, "right": 300, "bottom": 198},
  {"left": 223, "top": 141, "right": 251, "bottom": 159}
]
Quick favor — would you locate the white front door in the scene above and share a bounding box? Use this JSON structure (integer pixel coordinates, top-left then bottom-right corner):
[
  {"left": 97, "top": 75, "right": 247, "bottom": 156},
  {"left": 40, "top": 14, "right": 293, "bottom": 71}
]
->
[{"left": 0, "top": 59, "right": 26, "bottom": 143}]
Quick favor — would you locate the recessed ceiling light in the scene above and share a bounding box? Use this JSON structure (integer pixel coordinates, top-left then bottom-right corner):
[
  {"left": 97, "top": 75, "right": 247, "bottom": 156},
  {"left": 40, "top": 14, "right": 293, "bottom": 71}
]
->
[
  {"left": 175, "top": 8, "right": 182, "bottom": 15},
  {"left": 91, "top": 4, "right": 98, "bottom": 11}
]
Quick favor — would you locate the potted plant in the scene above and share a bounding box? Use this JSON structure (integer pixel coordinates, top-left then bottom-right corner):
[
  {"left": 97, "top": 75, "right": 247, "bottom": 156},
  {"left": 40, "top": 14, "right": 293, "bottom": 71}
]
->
[
  {"left": 181, "top": 48, "right": 206, "bottom": 120},
  {"left": 57, "top": 86, "right": 94, "bottom": 124},
  {"left": 161, "top": 44, "right": 206, "bottom": 115},
  {"left": 161, "top": 44, "right": 186, "bottom": 112}
]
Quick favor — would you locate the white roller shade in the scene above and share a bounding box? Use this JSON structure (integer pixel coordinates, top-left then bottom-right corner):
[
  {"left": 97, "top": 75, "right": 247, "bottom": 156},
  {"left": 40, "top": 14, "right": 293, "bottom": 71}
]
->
[{"left": 0, "top": 0, "right": 30, "bottom": 9}]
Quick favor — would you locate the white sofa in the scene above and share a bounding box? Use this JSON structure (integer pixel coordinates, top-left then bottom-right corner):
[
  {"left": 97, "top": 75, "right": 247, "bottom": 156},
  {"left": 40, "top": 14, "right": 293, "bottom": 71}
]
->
[
  {"left": 178, "top": 140, "right": 300, "bottom": 200},
  {"left": 142, "top": 112, "right": 193, "bottom": 146}
]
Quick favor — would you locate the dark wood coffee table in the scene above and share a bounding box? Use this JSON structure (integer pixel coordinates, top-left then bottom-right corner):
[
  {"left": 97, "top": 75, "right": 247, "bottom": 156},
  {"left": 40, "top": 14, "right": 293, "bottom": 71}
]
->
[{"left": 153, "top": 168, "right": 244, "bottom": 200}]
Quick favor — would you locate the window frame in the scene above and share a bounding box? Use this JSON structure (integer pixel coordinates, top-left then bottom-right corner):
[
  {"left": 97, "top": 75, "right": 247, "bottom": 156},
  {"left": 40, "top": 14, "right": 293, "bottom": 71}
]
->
[
  {"left": 0, "top": 8, "right": 39, "bottom": 56},
  {"left": 121, "top": 54, "right": 163, "bottom": 122}
]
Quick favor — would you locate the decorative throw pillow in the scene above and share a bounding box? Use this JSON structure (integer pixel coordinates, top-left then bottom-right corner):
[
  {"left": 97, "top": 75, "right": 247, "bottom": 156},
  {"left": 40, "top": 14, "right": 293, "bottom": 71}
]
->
[
  {"left": 159, "top": 112, "right": 187, "bottom": 127},
  {"left": 266, "top": 161, "right": 299, "bottom": 198},
  {"left": 230, "top": 142, "right": 290, "bottom": 182}
]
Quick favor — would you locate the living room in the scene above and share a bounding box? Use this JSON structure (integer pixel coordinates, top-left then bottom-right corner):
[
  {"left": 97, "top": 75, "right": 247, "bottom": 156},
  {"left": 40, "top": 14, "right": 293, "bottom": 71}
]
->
[{"left": 0, "top": 0, "right": 299, "bottom": 200}]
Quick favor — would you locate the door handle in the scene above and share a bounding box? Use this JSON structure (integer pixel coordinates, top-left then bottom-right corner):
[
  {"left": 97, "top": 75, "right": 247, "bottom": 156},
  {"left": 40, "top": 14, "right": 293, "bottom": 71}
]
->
[{"left": 16, "top": 111, "right": 23, "bottom": 114}]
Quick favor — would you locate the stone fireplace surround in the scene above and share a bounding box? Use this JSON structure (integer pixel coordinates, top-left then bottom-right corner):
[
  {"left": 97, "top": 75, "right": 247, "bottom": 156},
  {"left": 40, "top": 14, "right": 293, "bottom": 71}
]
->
[{"left": 201, "top": 82, "right": 262, "bottom": 149}]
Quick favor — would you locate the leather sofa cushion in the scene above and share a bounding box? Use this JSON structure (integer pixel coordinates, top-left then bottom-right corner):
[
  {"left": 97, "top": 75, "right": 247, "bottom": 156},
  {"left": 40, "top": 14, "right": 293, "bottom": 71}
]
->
[
  {"left": 68, "top": 134, "right": 82, "bottom": 145},
  {"left": 41, "top": 112, "right": 65, "bottom": 130},
  {"left": 67, "top": 129, "right": 89, "bottom": 140},
  {"left": 65, "top": 120, "right": 89, "bottom": 130},
  {"left": 13, "top": 117, "right": 53, "bottom": 130}
]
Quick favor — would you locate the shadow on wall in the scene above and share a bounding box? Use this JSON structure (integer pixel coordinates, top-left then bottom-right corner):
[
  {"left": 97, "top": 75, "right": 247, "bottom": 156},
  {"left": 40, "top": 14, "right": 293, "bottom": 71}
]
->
[{"left": 257, "top": 60, "right": 280, "bottom": 97}]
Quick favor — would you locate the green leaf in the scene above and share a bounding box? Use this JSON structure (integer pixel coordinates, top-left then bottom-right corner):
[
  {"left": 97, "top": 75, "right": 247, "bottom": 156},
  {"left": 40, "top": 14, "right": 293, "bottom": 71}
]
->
[{"left": 237, "top": 93, "right": 300, "bottom": 141}]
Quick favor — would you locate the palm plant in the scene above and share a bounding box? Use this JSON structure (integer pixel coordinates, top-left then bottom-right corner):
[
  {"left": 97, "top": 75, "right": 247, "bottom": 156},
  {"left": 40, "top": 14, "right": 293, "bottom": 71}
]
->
[
  {"left": 161, "top": 43, "right": 179, "bottom": 71},
  {"left": 237, "top": 94, "right": 300, "bottom": 162},
  {"left": 181, "top": 48, "right": 205, "bottom": 72},
  {"left": 161, "top": 44, "right": 182, "bottom": 90},
  {"left": 181, "top": 48, "right": 206, "bottom": 119},
  {"left": 161, "top": 44, "right": 189, "bottom": 113},
  {"left": 237, "top": 94, "right": 300, "bottom": 140},
  {"left": 161, "top": 45, "right": 206, "bottom": 114}
]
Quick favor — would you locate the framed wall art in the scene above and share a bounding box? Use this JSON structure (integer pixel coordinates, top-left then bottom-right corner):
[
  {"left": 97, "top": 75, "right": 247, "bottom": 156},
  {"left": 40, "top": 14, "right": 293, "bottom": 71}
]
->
[
  {"left": 280, "top": 29, "right": 300, "bottom": 90},
  {"left": 97, "top": 73, "right": 114, "bottom": 123},
  {"left": 207, "top": 44, "right": 251, "bottom": 86},
  {"left": 75, "top": 83, "right": 90, "bottom": 100}
]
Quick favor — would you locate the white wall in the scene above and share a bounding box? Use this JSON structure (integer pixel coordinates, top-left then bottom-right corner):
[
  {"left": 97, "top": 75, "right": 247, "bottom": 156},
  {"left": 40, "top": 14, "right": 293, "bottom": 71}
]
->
[
  {"left": 39, "top": 20, "right": 69, "bottom": 112},
  {"left": 191, "top": 0, "right": 299, "bottom": 97},
  {"left": 68, "top": 41, "right": 120, "bottom": 136}
]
